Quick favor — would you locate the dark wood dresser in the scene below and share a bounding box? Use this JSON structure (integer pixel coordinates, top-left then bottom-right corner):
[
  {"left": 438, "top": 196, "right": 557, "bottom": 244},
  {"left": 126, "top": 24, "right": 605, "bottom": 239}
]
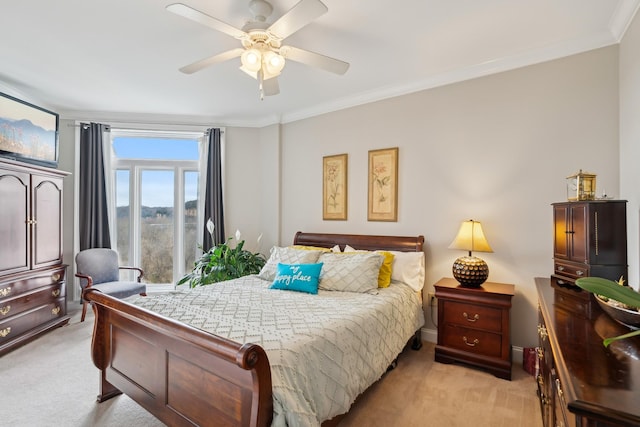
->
[
  {"left": 0, "top": 158, "right": 70, "bottom": 356},
  {"left": 536, "top": 277, "right": 640, "bottom": 427},
  {"left": 434, "top": 277, "right": 514, "bottom": 380}
]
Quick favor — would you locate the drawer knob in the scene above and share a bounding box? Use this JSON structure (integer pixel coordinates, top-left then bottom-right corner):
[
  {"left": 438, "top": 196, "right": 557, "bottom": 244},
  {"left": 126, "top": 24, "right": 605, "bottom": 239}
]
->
[
  {"left": 576, "top": 270, "right": 584, "bottom": 276},
  {"left": 0, "top": 305, "right": 10, "bottom": 316},
  {"left": 52, "top": 273, "right": 61, "bottom": 282},
  {"left": 557, "top": 266, "right": 565, "bottom": 271},
  {"left": 0, "top": 327, "right": 11, "bottom": 338},
  {"left": 536, "top": 347, "right": 544, "bottom": 360},
  {"left": 52, "top": 289, "right": 61, "bottom": 297},
  {"left": 0, "top": 287, "right": 11, "bottom": 297},
  {"left": 462, "top": 336, "right": 479, "bottom": 347},
  {"left": 52, "top": 306, "right": 61, "bottom": 316},
  {"left": 462, "top": 312, "right": 480, "bottom": 322}
]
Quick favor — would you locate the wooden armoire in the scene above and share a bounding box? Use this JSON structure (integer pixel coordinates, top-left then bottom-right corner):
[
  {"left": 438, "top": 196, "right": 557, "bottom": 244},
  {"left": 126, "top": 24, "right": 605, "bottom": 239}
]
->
[
  {"left": 0, "top": 158, "right": 70, "bottom": 356},
  {"left": 551, "top": 199, "right": 627, "bottom": 315}
]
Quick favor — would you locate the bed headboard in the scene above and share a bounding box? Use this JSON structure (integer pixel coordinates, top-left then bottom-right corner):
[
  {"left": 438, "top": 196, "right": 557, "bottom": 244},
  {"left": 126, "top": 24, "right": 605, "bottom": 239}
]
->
[{"left": 293, "top": 232, "right": 424, "bottom": 253}]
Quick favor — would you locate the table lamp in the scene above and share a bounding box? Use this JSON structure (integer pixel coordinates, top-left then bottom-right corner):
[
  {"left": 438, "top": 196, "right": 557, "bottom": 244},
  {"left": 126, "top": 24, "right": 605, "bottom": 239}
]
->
[{"left": 448, "top": 219, "right": 493, "bottom": 287}]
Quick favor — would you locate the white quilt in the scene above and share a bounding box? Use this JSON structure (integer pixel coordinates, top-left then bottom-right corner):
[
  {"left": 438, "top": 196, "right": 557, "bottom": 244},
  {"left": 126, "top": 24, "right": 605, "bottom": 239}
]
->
[{"left": 127, "top": 275, "right": 424, "bottom": 427}]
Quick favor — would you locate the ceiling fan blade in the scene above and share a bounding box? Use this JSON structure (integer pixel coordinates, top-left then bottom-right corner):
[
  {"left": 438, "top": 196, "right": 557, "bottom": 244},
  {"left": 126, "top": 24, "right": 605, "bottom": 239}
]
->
[
  {"left": 267, "top": 0, "right": 328, "bottom": 40},
  {"left": 179, "top": 48, "right": 244, "bottom": 74},
  {"left": 166, "top": 3, "right": 247, "bottom": 40},
  {"left": 280, "top": 45, "right": 349, "bottom": 75},
  {"left": 262, "top": 76, "right": 280, "bottom": 96}
]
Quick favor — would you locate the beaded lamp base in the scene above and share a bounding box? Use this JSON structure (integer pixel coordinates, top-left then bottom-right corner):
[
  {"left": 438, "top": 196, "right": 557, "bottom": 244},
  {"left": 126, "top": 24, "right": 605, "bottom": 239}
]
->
[{"left": 452, "top": 256, "right": 489, "bottom": 287}]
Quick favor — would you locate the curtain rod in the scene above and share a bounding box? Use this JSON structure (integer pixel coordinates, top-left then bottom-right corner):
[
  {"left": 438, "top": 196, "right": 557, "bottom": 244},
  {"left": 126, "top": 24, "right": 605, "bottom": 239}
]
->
[{"left": 66, "top": 123, "right": 223, "bottom": 134}]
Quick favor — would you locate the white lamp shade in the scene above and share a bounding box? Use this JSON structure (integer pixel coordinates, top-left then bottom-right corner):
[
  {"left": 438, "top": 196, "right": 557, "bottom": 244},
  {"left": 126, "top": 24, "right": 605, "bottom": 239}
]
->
[
  {"left": 448, "top": 220, "right": 493, "bottom": 253},
  {"left": 263, "top": 51, "right": 285, "bottom": 75},
  {"left": 241, "top": 48, "right": 262, "bottom": 73}
]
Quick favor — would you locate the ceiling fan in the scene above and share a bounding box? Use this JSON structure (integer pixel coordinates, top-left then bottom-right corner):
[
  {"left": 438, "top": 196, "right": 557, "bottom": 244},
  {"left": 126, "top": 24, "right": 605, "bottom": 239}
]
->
[{"left": 167, "top": 0, "right": 350, "bottom": 99}]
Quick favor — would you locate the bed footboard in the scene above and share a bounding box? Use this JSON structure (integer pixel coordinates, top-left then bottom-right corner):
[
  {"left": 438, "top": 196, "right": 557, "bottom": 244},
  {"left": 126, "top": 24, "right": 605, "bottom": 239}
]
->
[{"left": 85, "top": 288, "right": 273, "bottom": 427}]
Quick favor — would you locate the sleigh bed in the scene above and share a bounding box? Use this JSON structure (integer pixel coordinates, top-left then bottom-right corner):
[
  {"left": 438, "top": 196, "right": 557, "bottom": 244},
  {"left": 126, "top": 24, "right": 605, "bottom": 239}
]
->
[{"left": 84, "top": 232, "right": 425, "bottom": 427}]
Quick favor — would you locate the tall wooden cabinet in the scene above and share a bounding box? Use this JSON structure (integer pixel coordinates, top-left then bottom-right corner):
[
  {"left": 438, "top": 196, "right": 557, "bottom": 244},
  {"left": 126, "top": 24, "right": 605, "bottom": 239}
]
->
[
  {"left": 0, "top": 158, "right": 70, "bottom": 356},
  {"left": 552, "top": 200, "right": 627, "bottom": 285},
  {"left": 551, "top": 201, "right": 627, "bottom": 316}
]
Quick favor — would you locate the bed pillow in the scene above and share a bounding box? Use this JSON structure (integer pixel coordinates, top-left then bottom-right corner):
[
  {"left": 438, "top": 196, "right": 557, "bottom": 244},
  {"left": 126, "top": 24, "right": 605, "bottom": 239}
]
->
[
  {"left": 290, "top": 245, "right": 332, "bottom": 252},
  {"left": 342, "top": 246, "right": 395, "bottom": 288},
  {"left": 376, "top": 251, "right": 395, "bottom": 288},
  {"left": 270, "top": 263, "right": 323, "bottom": 294},
  {"left": 317, "top": 252, "right": 383, "bottom": 293},
  {"left": 389, "top": 250, "right": 425, "bottom": 291},
  {"left": 258, "top": 246, "right": 324, "bottom": 281}
]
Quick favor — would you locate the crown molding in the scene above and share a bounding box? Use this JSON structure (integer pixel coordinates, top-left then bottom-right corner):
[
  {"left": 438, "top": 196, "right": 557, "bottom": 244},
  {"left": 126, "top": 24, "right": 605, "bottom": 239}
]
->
[{"left": 609, "top": 0, "right": 640, "bottom": 41}]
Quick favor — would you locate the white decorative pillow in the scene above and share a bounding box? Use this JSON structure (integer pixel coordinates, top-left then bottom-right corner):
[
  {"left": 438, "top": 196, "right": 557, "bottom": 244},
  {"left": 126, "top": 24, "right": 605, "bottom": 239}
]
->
[
  {"left": 331, "top": 244, "right": 341, "bottom": 253},
  {"left": 258, "top": 246, "right": 324, "bottom": 281},
  {"left": 318, "top": 252, "right": 383, "bottom": 293},
  {"left": 389, "top": 250, "right": 425, "bottom": 291}
]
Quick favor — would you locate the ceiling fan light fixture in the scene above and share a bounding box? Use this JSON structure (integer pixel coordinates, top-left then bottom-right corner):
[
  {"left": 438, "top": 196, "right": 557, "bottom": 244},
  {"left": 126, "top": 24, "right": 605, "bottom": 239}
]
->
[
  {"left": 263, "top": 50, "right": 285, "bottom": 74},
  {"left": 241, "top": 48, "right": 262, "bottom": 72}
]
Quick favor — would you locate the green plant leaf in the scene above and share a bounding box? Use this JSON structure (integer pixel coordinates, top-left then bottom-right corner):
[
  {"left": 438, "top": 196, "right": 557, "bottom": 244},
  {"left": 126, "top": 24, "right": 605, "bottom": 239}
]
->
[
  {"left": 575, "top": 276, "right": 640, "bottom": 347},
  {"left": 602, "top": 329, "right": 640, "bottom": 347}
]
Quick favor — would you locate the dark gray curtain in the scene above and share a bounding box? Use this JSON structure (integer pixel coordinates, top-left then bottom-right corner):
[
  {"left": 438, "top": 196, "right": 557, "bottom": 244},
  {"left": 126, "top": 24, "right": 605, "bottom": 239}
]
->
[
  {"left": 79, "top": 122, "right": 111, "bottom": 250},
  {"left": 203, "top": 128, "right": 225, "bottom": 250}
]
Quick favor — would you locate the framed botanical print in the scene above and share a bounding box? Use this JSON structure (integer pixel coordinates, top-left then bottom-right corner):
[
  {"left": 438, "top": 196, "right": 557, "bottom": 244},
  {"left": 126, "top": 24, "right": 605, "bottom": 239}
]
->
[
  {"left": 323, "top": 153, "right": 348, "bottom": 220},
  {"left": 368, "top": 147, "right": 398, "bottom": 222}
]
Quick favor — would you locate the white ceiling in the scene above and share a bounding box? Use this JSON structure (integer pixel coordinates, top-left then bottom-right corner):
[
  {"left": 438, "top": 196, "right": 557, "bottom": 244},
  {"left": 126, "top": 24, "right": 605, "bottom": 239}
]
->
[{"left": 1, "top": 0, "right": 638, "bottom": 127}]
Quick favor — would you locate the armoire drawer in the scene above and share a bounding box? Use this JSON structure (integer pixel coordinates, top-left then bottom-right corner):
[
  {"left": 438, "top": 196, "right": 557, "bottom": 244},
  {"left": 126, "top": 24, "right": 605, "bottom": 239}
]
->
[
  {"left": 0, "top": 298, "right": 66, "bottom": 343},
  {"left": 0, "top": 266, "right": 66, "bottom": 302},
  {"left": 553, "top": 261, "right": 588, "bottom": 281},
  {"left": 0, "top": 283, "right": 65, "bottom": 320}
]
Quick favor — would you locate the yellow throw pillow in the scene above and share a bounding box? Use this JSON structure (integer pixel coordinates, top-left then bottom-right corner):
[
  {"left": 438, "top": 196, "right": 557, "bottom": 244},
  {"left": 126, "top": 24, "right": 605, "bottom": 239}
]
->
[{"left": 376, "top": 251, "right": 395, "bottom": 288}]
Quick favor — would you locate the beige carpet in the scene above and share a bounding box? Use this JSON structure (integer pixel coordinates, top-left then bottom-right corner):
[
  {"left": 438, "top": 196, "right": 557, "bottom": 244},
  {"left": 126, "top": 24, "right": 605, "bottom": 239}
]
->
[{"left": 0, "top": 304, "right": 541, "bottom": 427}]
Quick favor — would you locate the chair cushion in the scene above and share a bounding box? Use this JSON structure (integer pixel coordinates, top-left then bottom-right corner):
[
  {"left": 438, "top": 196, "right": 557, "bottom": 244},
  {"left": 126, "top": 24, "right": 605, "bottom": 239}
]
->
[{"left": 90, "top": 281, "right": 146, "bottom": 299}]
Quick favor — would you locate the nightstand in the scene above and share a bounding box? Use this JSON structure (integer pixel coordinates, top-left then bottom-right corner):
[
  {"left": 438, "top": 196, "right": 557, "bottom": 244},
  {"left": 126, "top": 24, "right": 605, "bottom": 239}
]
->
[{"left": 434, "top": 277, "right": 515, "bottom": 380}]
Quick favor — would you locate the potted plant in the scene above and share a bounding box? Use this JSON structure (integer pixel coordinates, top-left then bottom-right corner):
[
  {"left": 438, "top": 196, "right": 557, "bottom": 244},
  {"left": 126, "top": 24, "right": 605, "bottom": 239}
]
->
[{"left": 178, "top": 221, "right": 266, "bottom": 288}]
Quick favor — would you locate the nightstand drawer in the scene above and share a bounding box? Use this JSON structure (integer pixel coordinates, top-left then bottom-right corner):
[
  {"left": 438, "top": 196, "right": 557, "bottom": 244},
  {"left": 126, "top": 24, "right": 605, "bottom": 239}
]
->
[
  {"left": 441, "top": 324, "right": 503, "bottom": 358},
  {"left": 442, "top": 300, "right": 502, "bottom": 332}
]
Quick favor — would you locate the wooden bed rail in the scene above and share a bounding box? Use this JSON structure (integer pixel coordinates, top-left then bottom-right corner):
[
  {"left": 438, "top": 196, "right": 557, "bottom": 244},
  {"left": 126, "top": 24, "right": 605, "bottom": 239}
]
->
[{"left": 85, "top": 288, "right": 273, "bottom": 427}]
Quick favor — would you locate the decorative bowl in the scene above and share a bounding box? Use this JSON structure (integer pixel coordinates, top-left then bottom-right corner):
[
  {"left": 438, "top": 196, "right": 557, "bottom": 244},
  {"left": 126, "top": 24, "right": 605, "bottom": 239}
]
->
[{"left": 595, "top": 295, "right": 640, "bottom": 330}]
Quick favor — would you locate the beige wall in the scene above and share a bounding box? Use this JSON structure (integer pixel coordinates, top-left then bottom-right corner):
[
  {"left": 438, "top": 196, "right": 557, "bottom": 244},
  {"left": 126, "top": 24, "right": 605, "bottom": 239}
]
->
[
  {"left": 279, "top": 46, "right": 620, "bottom": 349},
  {"left": 620, "top": 10, "right": 640, "bottom": 287},
  {"left": 51, "top": 39, "right": 628, "bottom": 351}
]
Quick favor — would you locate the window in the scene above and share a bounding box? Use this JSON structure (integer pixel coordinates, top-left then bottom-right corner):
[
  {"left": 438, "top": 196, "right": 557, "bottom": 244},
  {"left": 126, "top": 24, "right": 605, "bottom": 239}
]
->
[{"left": 110, "top": 131, "right": 202, "bottom": 288}]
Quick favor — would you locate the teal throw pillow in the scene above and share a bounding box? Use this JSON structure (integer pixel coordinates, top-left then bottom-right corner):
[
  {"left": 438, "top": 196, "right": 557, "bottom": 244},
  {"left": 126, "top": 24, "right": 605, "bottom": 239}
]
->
[{"left": 270, "top": 263, "right": 323, "bottom": 294}]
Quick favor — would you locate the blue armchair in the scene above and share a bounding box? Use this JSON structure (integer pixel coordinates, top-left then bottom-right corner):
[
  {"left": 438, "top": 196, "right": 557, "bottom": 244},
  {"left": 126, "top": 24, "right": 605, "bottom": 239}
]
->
[{"left": 75, "top": 248, "right": 146, "bottom": 322}]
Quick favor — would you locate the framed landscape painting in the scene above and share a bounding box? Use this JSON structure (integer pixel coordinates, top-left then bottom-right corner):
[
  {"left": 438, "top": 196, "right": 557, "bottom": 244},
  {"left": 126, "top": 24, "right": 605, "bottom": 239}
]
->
[
  {"left": 368, "top": 147, "right": 398, "bottom": 222},
  {"left": 323, "top": 153, "right": 348, "bottom": 220},
  {"left": 0, "top": 92, "right": 59, "bottom": 167}
]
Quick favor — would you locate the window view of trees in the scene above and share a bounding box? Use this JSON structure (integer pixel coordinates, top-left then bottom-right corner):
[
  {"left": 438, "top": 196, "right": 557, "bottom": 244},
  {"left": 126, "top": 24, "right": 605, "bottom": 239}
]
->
[
  {"left": 116, "top": 203, "right": 197, "bottom": 283},
  {"left": 111, "top": 134, "right": 201, "bottom": 286}
]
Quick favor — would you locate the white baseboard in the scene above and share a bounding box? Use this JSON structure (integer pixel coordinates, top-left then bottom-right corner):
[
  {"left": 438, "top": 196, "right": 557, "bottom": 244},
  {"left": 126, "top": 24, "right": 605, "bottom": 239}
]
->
[
  {"left": 421, "top": 327, "right": 437, "bottom": 344},
  {"left": 420, "top": 327, "right": 525, "bottom": 364}
]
